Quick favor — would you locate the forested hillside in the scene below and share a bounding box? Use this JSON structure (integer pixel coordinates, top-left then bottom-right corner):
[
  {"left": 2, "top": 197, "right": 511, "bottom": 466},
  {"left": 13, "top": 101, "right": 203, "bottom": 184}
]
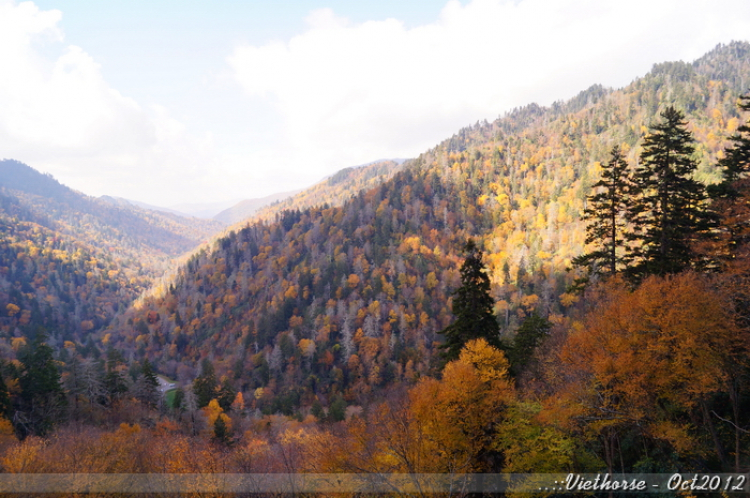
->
[
  {"left": 213, "top": 189, "right": 301, "bottom": 225},
  {"left": 244, "top": 159, "right": 404, "bottom": 226},
  {"left": 101, "top": 42, "right": 750, "bottom": 409},
  {"left": 2, "top": 42, "right": 750, "bottom": 480},
  {"left": 0, "top": 160, "right": 223, "bottom": 267},
  {"left": 0, "top": 160, "right": 223, "bottom": 347}
]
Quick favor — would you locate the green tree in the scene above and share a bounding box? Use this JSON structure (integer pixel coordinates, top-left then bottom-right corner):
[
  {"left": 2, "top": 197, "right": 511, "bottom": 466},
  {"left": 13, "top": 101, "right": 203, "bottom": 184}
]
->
[
  {"left": 438, "top": 239, "right": 501, "bottom": 362},
  {"left": 311, "top": 398, "right": 324, "bottom": 419},
  {"left": 193, "top": 359, "right": 217, "bottom": 409},
  {"left": 328, "top": 393, "right": 347, "bottom": 422},
  {"left": 709, "top": 92, "right": 750, "bottom": 264},
  {"left": 508, "top": 311, "right": 551, "bottom": 377},
  {"left": 136, "top": 358, "right": 160, "bottom": 408},
  {"left": 626, "top": 106, "right": 711, "bottom": 280},
  {"left": 217, "top": 377, "right": 236, "bottom": 412},
  {"left": 572, "top": 145, "right": 633, "bottom": 284},
  {"left": 213, "top": 414, "right": 231, "bottom": 445},
  {"left": 714, "top": 93, "right": 750, "bottom": 194},
  {"left": 172, "top": 387, "right": 185, "bottom": 412},
  {"left": 15, "top": 332, "right": 66, "bottom": 437},
  {"left": 0, "top": 363, "right": 11, "bottom": 420}
]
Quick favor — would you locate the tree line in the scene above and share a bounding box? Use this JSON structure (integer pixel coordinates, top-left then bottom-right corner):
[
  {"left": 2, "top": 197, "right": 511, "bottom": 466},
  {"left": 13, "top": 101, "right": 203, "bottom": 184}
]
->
[{"left": 573, "top": 96, "right": 750, "bottom": 286}]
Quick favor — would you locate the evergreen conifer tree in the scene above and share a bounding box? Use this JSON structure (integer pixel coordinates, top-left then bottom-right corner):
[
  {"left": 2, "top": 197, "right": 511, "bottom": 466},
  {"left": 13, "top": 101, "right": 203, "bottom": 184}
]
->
[
  {"left": 217, "top": 378, "right": 236, "bottom": 412},
  {"left": 716, "top": 93, "right": 750, "bottom": 190},
  {"left": 438, "top": 239, "right": 501, "bottom": 362},
  {"left": 572, "top": 145, "right": 633, "bottom": 285},
  {"left": 213, "top": 414, "right": 231, "bottom": 445},
  {"left": 193, "top": 359, "right": 217, "bottom": 409},
  {"left": 172, "top": 387, "right": 185, "bottom": 412},
  {"left": 709, "top": 92, "right": 750, "bottom": 263},
  {"left": 0, "top": 363, "right": 11, "bottom": 421},
  {"left": 508, "top": 311, "right": 551, "bottom": 377},
  {"left": 626, "top": 106, "right": 711, "bottom": 280},
  {"left": 328, "top": 393, "right": 347, "bottom": 422},
  {"left": 136, "top": 358, "right": 160, "bottom": 408},
  {"left": 16, "top": 332, "right": 66, "bottom": 437}
]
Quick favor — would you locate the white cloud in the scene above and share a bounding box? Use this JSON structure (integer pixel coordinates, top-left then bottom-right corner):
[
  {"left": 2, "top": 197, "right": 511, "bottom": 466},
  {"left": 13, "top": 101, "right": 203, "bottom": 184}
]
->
[
  {"left": 228, "top": 0, "right": 750, "bottom": 186},
  {"left": 2, "top": 0, "right": 750, "bottom": 207},
  {"left": 0, "top": 0, "right": 218, "bottom": 205}
]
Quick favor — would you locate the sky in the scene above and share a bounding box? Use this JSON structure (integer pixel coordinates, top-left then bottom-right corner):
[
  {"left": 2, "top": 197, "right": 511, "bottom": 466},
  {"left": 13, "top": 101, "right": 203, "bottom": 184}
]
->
[{"left": 1, "top": 0, "right": 750, "bottom": 210}]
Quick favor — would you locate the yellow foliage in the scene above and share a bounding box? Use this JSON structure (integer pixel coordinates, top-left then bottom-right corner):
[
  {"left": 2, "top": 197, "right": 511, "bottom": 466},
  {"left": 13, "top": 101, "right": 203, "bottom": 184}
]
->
[
  {"left": 549, "top": 273, "right": 746, "bottom": 459},
  {"left": 284, "top": 285, "right": 298, "bottom": 299},
  {"left": 11, "top": 337, "right": 26, "bottom": 351},
  {"left": 347, "top": 274, "right": 360, "bottom": 288},
  {"left": 2, "top": 436, "right": 44, "bottom": 473},
  {"left": 298, "top": 338, "right": 316, "bottom": 358},
  {"left": 203, "top": 399, "right": 224, "bottom": 427},
  {"left": 407, "top": 339, "right": 514, "bottom": 472},
  {"left": 5, "top": 303, "right": 20, "bottom": 317},
  {"left": 520, "top": 294, "right": 539, "bottom": 310},
  {"left": 559, "top": 292, "right": 579, "bottom": 307},
  {"left": 231, "top": 392, "right": 245, "bottom": 412}
]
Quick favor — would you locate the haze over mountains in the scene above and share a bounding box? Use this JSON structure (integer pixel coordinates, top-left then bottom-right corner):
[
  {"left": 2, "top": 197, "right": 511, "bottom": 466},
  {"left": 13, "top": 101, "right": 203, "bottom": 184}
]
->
[
  {"left": 213, "top": 190, "right": 303, "bottom": 225},
  {"left": 94, "top": 158, "right": 407, "bottom": 226}
]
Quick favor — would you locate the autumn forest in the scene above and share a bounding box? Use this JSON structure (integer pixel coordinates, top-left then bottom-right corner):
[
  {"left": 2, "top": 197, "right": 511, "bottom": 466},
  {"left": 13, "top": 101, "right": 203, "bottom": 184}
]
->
[{"left": 1, "top": 41, "right": 750, "bottom": 494}]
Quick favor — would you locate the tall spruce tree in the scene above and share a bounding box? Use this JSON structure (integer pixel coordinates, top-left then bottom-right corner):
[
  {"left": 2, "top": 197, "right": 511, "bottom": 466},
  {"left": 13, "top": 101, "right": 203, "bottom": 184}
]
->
[
  {"left": 438, "top": 239, "right": 501, "bottom": 362},
  {"left": 136, "top": 358, "right": 160, "bottom": 409},
  {"left": 508, "top": 311, "right": 551, "bottom": 377},
  {"left": 16, "top": 332, "right": 66, "bottom": 437},
  {"left": 717, "top": 93, "right": 750, "bottom": 189},
  {"left": 572, "top": 145, "right": 633, "bottom": 284},
  {"left": 626, "top": 106, "right": 711, "bottom": 280},
  {"left": 709, "top": 92, "right": 750, "bottom": 262},
  {"left": 193, "top": 359, "right": 217, "bottom": 409}
]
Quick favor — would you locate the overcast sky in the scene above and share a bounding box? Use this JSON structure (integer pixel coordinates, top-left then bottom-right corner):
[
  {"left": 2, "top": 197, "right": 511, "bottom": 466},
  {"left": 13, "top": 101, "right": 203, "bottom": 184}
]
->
[{"left": 1, "top": 0, "right": 750, "bottom": 208}]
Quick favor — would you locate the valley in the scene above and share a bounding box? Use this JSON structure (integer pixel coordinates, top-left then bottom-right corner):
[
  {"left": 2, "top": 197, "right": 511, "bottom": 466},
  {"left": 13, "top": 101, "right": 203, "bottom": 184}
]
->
[{"left": 1, "top": 41, "right": 750, "bottom": 483}]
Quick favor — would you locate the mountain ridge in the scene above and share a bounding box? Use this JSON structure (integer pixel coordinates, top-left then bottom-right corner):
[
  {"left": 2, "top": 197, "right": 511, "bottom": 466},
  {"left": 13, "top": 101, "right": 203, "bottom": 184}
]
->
[{"left": 96, "top": 42, "right": 750, "bottom": 410}]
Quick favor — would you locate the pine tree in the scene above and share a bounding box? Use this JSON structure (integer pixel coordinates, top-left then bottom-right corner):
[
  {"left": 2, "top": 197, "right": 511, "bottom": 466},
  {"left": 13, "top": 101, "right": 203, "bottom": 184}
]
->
[
  {"left": 572, "top": 145, "right": 633, "bottom": 285},
  {"left": 508, "top": 311, "right": 551, "bottom": 377},
  {"left": 193, "top": 359, "right": 217, "bottom": 409},
  {"left": 217, "top": 377, "right": 236, "bottom": 412},
  {"left": 626, "top": 106, "right": 711, "bottom": 280},
  {"left": 327, "top": 393, "right": 347, "bottom": 422},
  {"left": 709, "top": 93, "right": 750, "bottom": 263},
  {"left": 438, "top": 239, "right": 501, "bottom": 363},
  {"left": 15, "top": 332, "right": 66, "bottom": 437},
  {"left": 136, "top": 358, "right": 160, "bottom": 409},
  {"left": 0, "top": 363, "right": 11, "bottom": 420},
  {"left": 213, "top": 414, "right": 231, "bottom": 445},
  {"left": 716, "top": 93, "right": 750, "bottom": 191},
  {"left": 172, "top": 387, "right": 185, "bottom": 412}
]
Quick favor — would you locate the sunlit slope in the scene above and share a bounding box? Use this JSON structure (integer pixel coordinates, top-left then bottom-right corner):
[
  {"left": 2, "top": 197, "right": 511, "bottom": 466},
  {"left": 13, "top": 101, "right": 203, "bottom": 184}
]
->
[
  {"left": 104, "top": 42, "right": 750, "bottom": 408},
  {"left": 234, "top": 159, "right": 405, "bottom": 228},
  {"left": 0, "top": 160, "right": 224, "bottom": 345}
]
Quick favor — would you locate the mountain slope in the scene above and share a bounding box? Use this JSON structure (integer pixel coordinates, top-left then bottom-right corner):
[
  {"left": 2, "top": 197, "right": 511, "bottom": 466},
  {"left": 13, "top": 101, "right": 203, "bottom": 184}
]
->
[
  {"left": 0, "top": 161, "right": 224, "bottom": 347},
  {"left": 213, "top": 189, "right": 303, "bottom": 225},
  {"left": 0, "top": 160, "right": 224, "bottom": 269},
  {"left": 102, "top": 42, "right": 750, "bottom": 410},
  {"left": 246, "top": 160, "right": 404, "bottom": 227},
  {"left": 99, "top": 195, "right": 199, "bottom": 219}
]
